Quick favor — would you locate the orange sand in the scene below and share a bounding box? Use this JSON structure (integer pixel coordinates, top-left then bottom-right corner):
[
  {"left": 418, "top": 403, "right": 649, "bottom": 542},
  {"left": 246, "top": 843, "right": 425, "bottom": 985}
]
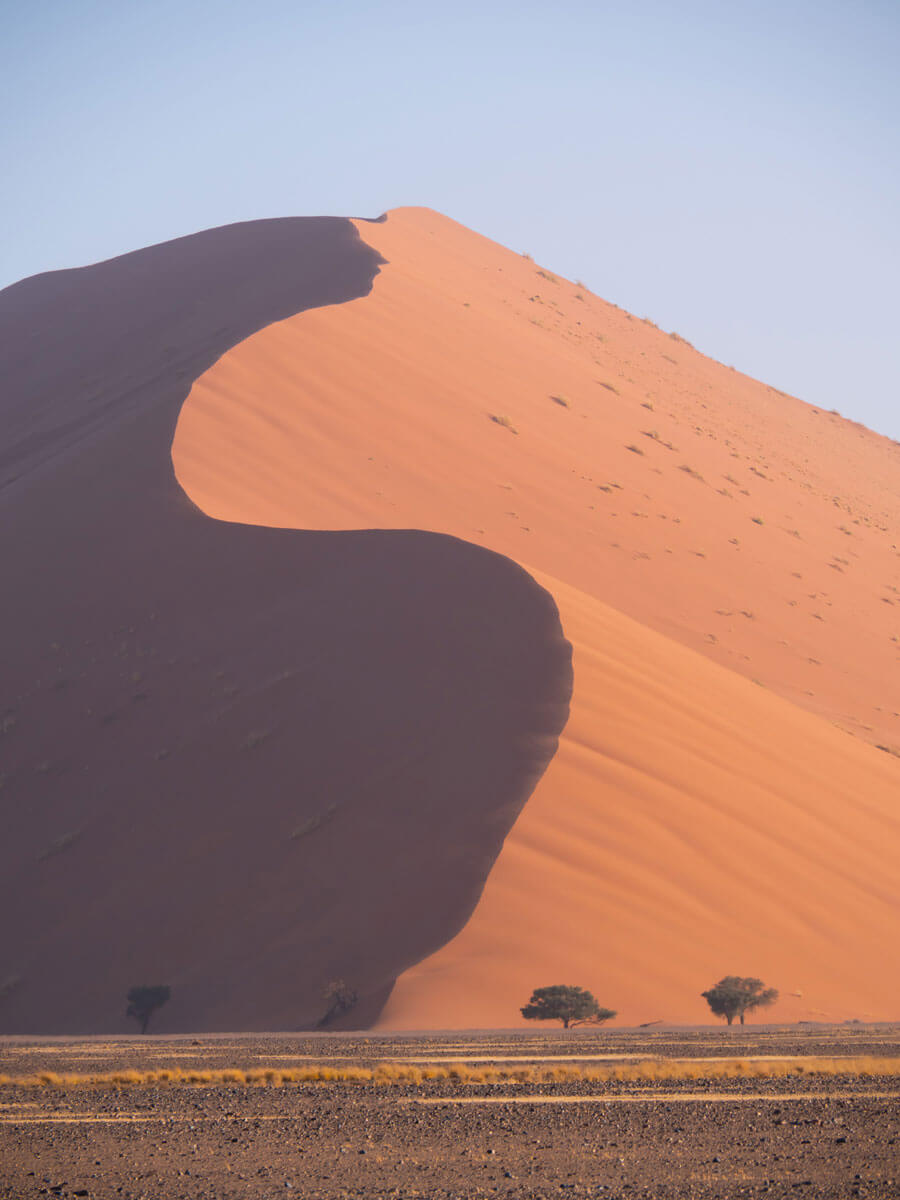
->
[{"left": 174, "top": 208, "right": 900, "bottom": 1026}]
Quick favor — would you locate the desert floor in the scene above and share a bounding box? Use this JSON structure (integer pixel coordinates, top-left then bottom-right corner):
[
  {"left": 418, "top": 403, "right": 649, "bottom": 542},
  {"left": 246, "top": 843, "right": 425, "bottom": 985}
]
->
[{"left": 1, "top": 1026, "right": 898, "bottom": 1199}]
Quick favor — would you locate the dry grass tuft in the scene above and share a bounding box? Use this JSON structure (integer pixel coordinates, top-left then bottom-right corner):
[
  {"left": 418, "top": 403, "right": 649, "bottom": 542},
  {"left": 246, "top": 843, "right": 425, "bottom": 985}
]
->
[{"left": 2, "top": 1057, "right": 899, "bottom": 1090}]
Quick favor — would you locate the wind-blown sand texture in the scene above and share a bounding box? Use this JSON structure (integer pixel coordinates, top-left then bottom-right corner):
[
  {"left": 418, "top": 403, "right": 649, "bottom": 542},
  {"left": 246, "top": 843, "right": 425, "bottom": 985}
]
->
[{"left": 173, "top": 209, "right": 900, "bottom": 1027}]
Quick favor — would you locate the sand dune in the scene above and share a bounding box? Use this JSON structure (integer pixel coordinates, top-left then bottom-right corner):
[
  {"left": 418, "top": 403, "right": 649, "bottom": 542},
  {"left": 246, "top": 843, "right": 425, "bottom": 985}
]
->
[
  {"left": 176, "top": 208, "right": 900, "bottom": 749},
  {"left": 0, "top": 218, "right": 570, "bottom": 1033},
  {"left": 173, "top": 208, "right": 900, "bottom": 1026},
  {"left": 382, "top": 571, "right": 900, "bottom": 1026},
  {"left": 3, "top": 206, "right": 897, "bottom": 1032}
]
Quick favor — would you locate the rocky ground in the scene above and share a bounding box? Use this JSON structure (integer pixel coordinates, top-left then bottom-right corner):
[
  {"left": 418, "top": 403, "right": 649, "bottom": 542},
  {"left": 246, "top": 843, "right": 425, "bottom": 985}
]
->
[{"left": 1, "top": 1027, "right": 898, "bottom": 1199}]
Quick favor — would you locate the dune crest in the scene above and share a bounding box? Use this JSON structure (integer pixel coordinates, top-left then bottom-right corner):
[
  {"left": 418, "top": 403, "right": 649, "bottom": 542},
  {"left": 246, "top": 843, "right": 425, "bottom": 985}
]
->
[{"left": 173, "top": 208, "right": 900, "bottom": 1026}]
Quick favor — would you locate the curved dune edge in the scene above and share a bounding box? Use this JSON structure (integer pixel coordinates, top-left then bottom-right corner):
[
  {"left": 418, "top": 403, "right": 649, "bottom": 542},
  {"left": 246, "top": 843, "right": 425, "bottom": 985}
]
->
[
  {"left": 174, "top": 208, "right": 900, "bottom": 1026},
  {"left": 378, "top": 570, "right": 900, "bottom": 1027},
  {"left": 175, "top": 207, "right": 900, "bottom": 749},
  {"left": 0, "top": 217, "right": 572, "bottom": 1034}
]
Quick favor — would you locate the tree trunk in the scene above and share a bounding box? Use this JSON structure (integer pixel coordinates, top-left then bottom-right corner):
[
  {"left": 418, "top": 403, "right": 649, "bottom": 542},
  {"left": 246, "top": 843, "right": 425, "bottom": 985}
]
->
[
  {"left": 739, "top": 1012, "right": 745, "bottom": 1025},
  {"left": 140, "top": 1014, "right": 149, "bottom": 1035},
  {"left": 726, "top": 1014, "right": 733, "bottom": 1025},
  {"left": 563, "top": 1018, "right": 570, "bottom": 1029}
]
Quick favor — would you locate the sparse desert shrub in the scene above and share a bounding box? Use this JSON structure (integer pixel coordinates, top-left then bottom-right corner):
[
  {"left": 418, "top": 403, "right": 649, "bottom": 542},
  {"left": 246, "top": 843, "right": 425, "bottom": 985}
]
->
[
  {"left": 751, "top": 516, "right": 765, "bottom": 525},
  {"left": 701, "top": 976, "right": 778, "bottom": 1026},
  {"left": 126, "top": 984, "right": 171, "bottom": 1035},
  {"left": 550, "top": 394, "right": 570, "bottom": 407},
  {"left": 625, "top": 444, "right": 644, "bottom": 455},
  {"left": 598, "top": 381, "right": 620, "bottom": 394},
  {"left": 489, "top": 414, "right": 518, "bottom": 434},
  {"left": 679, "top": 464, "right": 705, "bottom": 482}
]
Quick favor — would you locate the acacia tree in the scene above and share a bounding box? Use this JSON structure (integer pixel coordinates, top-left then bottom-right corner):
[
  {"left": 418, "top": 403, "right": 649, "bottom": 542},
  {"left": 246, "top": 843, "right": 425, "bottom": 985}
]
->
[
  {"left": 701, "top": 976, "right": 778, "bottom": 1025},
  {"left": 126, "top": 985, "right": 171, "bottom": 1034},
  {"left": 317, "top": 979, "right": 358, "bottom": 1027},
  {"left": 521, "top": 985, "right": 616, "bottom": 1029}
]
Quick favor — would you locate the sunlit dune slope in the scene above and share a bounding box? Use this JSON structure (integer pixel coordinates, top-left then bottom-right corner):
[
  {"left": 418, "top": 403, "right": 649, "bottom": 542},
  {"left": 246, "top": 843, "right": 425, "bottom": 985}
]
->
[
  {"left": 381, "top": 571, "right": 900, "bottom": 1027},
  {"left": 176, "top": 207, "right": 900, "bottom": 748},
  {"left": 175, "top": 207, "right": 900, "bottom": 1025}
]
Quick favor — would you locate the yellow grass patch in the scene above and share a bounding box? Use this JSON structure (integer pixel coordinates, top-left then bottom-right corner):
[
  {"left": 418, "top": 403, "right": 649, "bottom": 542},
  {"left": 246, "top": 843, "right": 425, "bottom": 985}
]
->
[{"left": 1, "top": 1057, "right": 899, "bottom": 1089}]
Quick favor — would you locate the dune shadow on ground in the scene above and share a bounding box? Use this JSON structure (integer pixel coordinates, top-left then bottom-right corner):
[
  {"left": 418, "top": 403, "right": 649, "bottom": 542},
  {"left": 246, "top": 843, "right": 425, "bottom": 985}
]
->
[{"left": 0, "top": 217, "right": 572, "bottom": 1032}]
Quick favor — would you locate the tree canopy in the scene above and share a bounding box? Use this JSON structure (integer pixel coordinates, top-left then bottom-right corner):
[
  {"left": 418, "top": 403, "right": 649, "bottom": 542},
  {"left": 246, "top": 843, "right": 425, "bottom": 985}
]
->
[
  {"left": 520, "top": 985, "right": 616, "bottom": 1029},
  {"left": 126, "top": 984, "right": 171, "bottom": 1034},
  {"left": 701, "top": 976, "right": 778, "bottom": 1025},
  {"left": 317, "top": 978, "right": 358, "bottom": 1027}
]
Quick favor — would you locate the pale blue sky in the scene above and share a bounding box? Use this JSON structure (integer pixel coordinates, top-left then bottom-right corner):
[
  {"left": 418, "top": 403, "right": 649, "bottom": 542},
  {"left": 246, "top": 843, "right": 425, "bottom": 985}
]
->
[{"left": 3, "top": 0, "right": 898, "bottom": 438}]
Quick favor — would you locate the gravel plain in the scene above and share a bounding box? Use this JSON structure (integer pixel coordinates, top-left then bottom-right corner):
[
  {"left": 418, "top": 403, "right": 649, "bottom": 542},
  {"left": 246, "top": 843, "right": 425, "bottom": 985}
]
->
[{"left": 2, "top": 1026, "right": 898, "bottom": 1199}]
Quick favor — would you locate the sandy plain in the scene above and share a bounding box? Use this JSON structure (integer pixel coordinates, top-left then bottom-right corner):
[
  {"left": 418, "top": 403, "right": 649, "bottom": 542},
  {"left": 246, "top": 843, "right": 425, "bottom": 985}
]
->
[{"left": 2, "top": 1027, "right": 899, "bottom": 1199}]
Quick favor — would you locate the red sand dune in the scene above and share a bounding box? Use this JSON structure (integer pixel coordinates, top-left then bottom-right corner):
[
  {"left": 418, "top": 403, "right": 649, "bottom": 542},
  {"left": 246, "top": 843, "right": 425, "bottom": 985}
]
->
[
  {"left": 0, "top": 218, "right": 569, "bottom": 1033},
  {"left": 173, "top": 208, "right": 900, "bottom": 1026}
]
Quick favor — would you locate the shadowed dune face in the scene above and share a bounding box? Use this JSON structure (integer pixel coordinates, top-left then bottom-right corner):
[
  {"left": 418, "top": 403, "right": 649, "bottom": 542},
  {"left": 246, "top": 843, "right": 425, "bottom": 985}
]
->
[
  {"left": 0, "top": 219, "right": 572, "bottom": 1033},
  {"left": 173, "top": 208, "right": 900, "bottom": 1027}
]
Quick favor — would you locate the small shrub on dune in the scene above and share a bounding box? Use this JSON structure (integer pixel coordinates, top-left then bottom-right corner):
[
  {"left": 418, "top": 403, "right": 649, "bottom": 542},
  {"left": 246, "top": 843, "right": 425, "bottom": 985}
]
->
[
  {"left": 489, "top": 413, "right": 519, "bottom": 434},
  {"left": 678, "top": 464, "right": 705, "bottom": 482}
]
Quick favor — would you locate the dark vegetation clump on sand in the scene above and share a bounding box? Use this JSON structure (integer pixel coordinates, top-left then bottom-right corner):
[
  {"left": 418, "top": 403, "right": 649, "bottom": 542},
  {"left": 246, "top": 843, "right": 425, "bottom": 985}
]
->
[{"left": 1, "top": 1027, "right": 898, "bottom": 1199}]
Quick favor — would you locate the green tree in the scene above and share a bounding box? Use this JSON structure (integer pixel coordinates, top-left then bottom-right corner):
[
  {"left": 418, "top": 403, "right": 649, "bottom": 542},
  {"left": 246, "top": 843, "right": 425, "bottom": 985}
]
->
[
  {"left": 701, "top": 976, "right": 778, "bottom": 1025},
  {"left": 520, "top": 985, "right": 616, "bottom": 1029},
  {"left": 126, "top": 984, "right": 170, "bottom": 1034}
]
